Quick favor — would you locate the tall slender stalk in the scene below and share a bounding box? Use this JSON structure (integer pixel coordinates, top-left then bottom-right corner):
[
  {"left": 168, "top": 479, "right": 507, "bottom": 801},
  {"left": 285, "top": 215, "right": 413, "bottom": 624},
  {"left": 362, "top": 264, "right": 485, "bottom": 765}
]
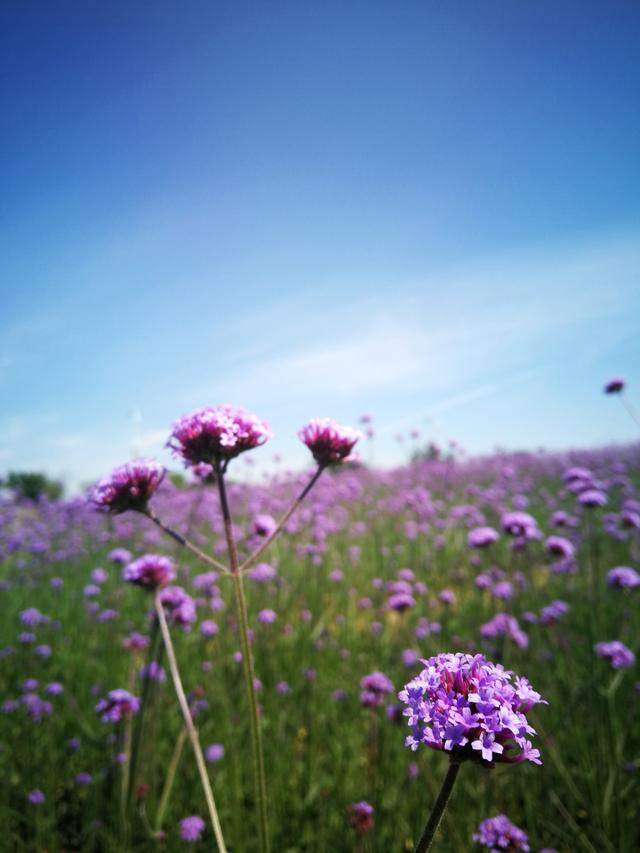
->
[
  {"left": 126, "top": 618, "right": 161, "bottom": 816},
  {"left": 120, "top": 664, "right": 137, "bottom": 831},
  {"left": 144, "top": 507, "right": 229, "bottom": 574},
  {"left": 239, "top": 466, "right": 324, "bottom": 573},
  {"left": 154, "top": 594, "right": 228, "bottom": 853},
  {"left": 620, "top": 395, "right": 640, "bottom": 430},
  {"left": 216, "top": 463, "right": 270, "bottom": 853},
  {"left": 141, "top": 460, "right": 324, "bottom": 853},
  {"left": 155, "top": 726, "right": 188, "bottom": 834},
  {"left": 414, "top": 758, "right": 461, "bottom": 853}
]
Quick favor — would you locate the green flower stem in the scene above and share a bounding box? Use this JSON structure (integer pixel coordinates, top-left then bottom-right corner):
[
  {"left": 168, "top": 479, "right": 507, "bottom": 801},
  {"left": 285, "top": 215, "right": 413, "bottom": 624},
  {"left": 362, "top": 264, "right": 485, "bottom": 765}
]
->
[
  {"left": 154, "top": 594, "right": 228, "bottom": 853},
  {"left": 144, "top": 507, "right": 229, "bottom": 574},
  {"left": 126, "top": 618, "right": 161, "bottom": 816},
  {"left": 238, "top": 465, "right": 325, "bottom": 573},
  {"left": 216, "top": 463, "right": 270, "bottom": 853},
  {"left": 155, "top": 726, "right": 188, "bottom": 834},
  {"left": 415, "top": 758, "right": 462, "bottom": 853}
]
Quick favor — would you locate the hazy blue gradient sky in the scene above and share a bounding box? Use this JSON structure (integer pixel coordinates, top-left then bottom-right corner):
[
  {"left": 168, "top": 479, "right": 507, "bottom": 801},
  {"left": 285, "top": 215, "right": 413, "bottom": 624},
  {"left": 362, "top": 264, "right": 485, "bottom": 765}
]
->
[{"left": 1, "top": 1, "right": 639, "bottom": 488}]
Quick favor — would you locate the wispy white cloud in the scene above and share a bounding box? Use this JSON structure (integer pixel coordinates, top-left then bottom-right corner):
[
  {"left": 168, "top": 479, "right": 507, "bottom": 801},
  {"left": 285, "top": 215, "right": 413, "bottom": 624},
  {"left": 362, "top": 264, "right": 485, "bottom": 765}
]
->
[
  {"left": 201, "top": 225, "right": 640, "bottom": 410},
  {"left": 2, "top": 224, "right": 639, "bottom": 490}
]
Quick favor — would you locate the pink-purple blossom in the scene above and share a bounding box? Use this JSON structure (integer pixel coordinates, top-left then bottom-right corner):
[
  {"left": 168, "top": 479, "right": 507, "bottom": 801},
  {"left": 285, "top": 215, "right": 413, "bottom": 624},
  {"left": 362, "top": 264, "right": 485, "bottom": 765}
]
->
[
  {"left": 298, "top": 418, "right": 361, "bottom": 466},
  {"left": 90, "top": 460, "right": 165, "bottom": 514},
  {"left": 251, "top": 514, "right": 277, "bottom": 537},
  {"left": 122, "top": 554, "right": 176, "bottom": 590},
  {"left": 179, "top": 815, "right": 206, "bottom": 842},
  {"left": 169, "top": 405, "right": 272, "bottom": 466},
  {"left": 258, "top": 608, "right": 277, "bottom": 624},
  {"left": 205, "top": 743, "right": 225, "bottom": 762}
]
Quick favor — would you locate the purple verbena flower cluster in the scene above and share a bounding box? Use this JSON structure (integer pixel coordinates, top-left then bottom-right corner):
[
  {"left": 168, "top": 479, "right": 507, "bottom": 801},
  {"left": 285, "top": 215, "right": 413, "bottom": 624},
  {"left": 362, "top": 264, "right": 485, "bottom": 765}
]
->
[
  {"left": 122, "top": 554, "right": 176, "bottom": 590},
  {"left": 468, "top": 526, "right": 500, "bottom": 548},
  {"left": 298, "top": 418, "right": 361, "bottom": 467},
  {"left": 348, "top": 801, "right": 375, "bottom": 835},
  {"left": 473, "top": 814, "right": 530, "bottom": 851},
  {"left": 595, "top": 641, "right": 635, "bottom": 669},
  {"left": 95, "top": 689, "right": 140, "bottom": 723},
  {"left": 360, "top": 671, "right": 394, "bottom": 708},
  {"left": 168, "top": 405, "right": 272, "bottom": 466},
  {"left": 604, "top": 377, "right": 625, "bottom": 394},
  {"left": 480, "top": 614, "right": 528, "bottom": 649},
  {"left": 180, "top": 815, "right": 206, "bottom": 841},
  {"left": 90, "top": 460, "right": 165, "bottom": 514},
  {"left": 158, "top": 586, "right": 197, "bottom": 629},
  {"left": 607, "top": 566, "right": 640, "bottom": 589},
  {"left": 399, "top": 653, "right": 545, "bottom": 765}
]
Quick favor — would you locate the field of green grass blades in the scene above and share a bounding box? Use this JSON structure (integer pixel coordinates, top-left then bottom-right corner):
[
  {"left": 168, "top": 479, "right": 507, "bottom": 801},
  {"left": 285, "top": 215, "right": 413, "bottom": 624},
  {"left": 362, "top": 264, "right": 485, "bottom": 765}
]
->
[{"left": 1, "top": 432, "right": 639, "bottom": 851}]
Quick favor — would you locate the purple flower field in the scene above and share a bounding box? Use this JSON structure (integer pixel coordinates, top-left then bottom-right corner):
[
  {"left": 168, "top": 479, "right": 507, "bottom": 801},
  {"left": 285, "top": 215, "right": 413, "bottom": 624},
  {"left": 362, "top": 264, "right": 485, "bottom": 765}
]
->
[{"left": 1, "top": 405, "right": 639, "bottom": 851}]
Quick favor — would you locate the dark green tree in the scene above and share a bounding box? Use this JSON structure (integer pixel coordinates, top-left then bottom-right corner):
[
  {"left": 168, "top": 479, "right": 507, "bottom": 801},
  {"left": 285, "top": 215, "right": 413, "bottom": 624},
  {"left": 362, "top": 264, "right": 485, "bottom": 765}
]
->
[{"left": 3, "top": 471, "right": 64, "bottom": 501}]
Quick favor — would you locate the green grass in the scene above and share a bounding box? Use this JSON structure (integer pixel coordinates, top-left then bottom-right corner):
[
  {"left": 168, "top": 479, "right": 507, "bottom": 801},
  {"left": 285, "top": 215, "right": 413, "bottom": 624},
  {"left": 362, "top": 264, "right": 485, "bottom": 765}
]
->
[{"left": 0, "top": 464, "right": 638, "bottom": 851}]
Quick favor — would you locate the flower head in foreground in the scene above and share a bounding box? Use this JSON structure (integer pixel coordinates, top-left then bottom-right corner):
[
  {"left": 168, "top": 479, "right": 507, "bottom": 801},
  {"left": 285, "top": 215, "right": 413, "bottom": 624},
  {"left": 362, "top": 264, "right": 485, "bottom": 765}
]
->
[
  {"left": 604, "top": 377, "right": 625, "bottom": 394},
  {"left": 169, "top": 405, "right": 271, "bottom": 467},
  {"left": 348, "top": 801, "right": 375, "bottom": 835},
  {"left": 473, "top": 815, "right": 530, "bottom": 851},
  {"left": 180, "top": 815, "right": 205, "bottom": 842},
  {"left": 399, "top": 653, "right": 545, "bottom": 766},
  {"left": 90, "top": 460, "right": 165, "bottom": 514},
  {"left": 298, "top": 418, "right": 361, "bottom": 466},
  {"left": 595, "top": 640, "right": 635, "bottom": 669},
  {"left": 122, "top": 554, "right": 176, "bottom": 591},
  {"left": 95, "top": 689, "right": 140, "bottom": 723}
]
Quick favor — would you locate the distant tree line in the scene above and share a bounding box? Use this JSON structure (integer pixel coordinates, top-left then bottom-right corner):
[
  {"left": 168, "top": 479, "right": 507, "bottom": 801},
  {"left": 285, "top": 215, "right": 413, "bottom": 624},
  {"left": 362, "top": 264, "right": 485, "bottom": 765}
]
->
[
  {"left": 410, "top": 441, "right": 444, "bottom": 463},
  {"left": 1, "top": 471, "right": 64, "bottom": 501}
]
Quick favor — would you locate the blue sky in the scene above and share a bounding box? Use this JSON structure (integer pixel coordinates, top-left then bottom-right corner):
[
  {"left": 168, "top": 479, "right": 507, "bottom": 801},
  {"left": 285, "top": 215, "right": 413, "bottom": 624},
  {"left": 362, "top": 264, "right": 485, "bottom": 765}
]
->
[{"left": 1, "top": 1, "right": 639, "bottom": 489}]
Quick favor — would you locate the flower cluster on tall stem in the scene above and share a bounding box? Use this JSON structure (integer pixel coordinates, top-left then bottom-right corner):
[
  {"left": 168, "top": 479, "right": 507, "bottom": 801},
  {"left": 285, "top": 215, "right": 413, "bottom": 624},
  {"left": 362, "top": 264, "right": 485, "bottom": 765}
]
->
[
  {"left": 214, "top": 459, "right": 270, "bottom": 852},
  {"left": 154, "top": 593, "right": 227, "bottom": 852},
  {"left": 90, "top": 406, "right": 360, "bottom": 853},
  {"left": 399, "top": 653, "right": 545, "bottom": 851}
]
